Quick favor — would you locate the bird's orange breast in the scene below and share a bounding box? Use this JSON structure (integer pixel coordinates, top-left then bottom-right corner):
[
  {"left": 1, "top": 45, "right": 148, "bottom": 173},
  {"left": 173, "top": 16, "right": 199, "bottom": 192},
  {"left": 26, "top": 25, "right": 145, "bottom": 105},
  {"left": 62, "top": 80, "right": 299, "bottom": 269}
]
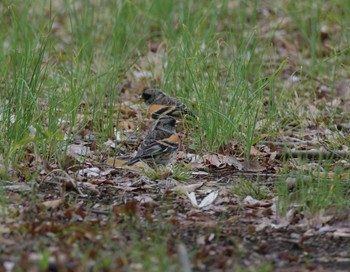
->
[
  {"left": 166, "top": 134, "right": 180, "bottom": 144},
  {"left": 148, "top": 104, "right": 165, "bottom": 114}
]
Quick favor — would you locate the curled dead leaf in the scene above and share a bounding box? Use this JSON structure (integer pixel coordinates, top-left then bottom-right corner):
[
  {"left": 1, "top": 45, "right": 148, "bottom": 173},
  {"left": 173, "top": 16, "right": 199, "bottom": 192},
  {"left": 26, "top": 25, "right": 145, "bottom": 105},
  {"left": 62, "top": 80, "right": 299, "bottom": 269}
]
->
[
  {"left": 67, "top": 144, "right": 91, "bottom": 157},
  {"left": 78, "top": 167, "right": 101, "bottom": 177},
  {"left": 173, "top": 182, "right": 204, "bottom": 194},
  {"left": 242, "top": 160, "right": 266, "bottom": 172},
  {"left": 192, "top": 154, "right": 243, "bottom": 170},
  {"left": 186, "top": 190, "right": 219, "bottom": 208},
  {"left": 43, "top": 199, "right": 62, "bottom": 209},
  {"left": 244, "top": 196, "right": 271, "bottom": 208},
  {"left": 120, "top": 105, "right": 137, "bottom": 118}
]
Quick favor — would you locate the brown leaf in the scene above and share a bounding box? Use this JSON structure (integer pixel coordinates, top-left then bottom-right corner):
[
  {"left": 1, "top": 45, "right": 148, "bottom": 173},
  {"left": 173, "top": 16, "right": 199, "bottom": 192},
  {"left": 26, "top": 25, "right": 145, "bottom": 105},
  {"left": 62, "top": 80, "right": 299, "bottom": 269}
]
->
[
  {"left": 67, "top": 144, "right": 91, "bottom": 157},
  {"left": 333, "top": 228, "right": 350, "bottom": 238},
  {"left": 124, "top": 199, "right": 139, "bottom": 216},
  {"left": 241, "top": 160, "right": 266, "bottom": 172},
  {"left": 205, "top": 155, "right": 222, "bottom": 167},
  {"left": 120, "top": 105, "right": 137, "bottom": 118},
  {"left": 106, "top": 158, "right": 127, "bottom": 167},
  {"left": 193, "top": 154, "right": 243, "bottom": 169},
  {"left": 269, "top": 151, "right": 277, "bottom": 162},
  {"left": 134, "top": 195, "right": 155, "bottom": 204},
  {"left": 342, "top": 100, "right": 350, "bottom": 113},
  {"left": 335, "top": 80, "right": 350, "bottom": 97},
  {"left": 75, "top": 206, "right": 87, "bottom": 219},
  {"left": 250, "top": 146, "right": 260, "bottom": 156},
  {"left": 0, "top": 236, "right": 15, "bottom": 246},
  {"left": 173, "top": 182, "right": 204, "bottom": 194},
  {"left": 42, "top": 199, "right": 62, "bottom": 209},
  {"left": 243, "top": 196, "right": 271, "bottom": 208},
  {"left": 105, "top": 157, "right": 148, "bottom": 171},
  {"left": 226, "top": 156, "right": 243, "bottom": 170},
  {"left": 78, "top": 167, "right": 101, "bottom": 177},
  {"left": 118, "top": 120, "right": 135, "bottom": 130}
]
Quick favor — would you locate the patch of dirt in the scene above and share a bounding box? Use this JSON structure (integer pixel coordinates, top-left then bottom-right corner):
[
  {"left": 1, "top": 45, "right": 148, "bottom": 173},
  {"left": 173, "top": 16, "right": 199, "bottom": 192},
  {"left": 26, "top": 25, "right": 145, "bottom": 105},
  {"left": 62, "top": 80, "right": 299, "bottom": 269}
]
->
[{"left": 1, "top": 169, "right": 350, "bottom": 271}]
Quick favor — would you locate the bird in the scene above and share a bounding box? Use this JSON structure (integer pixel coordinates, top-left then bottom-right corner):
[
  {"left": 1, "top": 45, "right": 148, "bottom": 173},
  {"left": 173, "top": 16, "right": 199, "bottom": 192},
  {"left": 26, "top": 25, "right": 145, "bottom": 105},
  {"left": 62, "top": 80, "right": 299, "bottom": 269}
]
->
[
  {"left": 142, "top": 88, "right": 198, "bottom": 120},
  {"left": 127, "top": 116, "right": 180, "bottom": 166}
]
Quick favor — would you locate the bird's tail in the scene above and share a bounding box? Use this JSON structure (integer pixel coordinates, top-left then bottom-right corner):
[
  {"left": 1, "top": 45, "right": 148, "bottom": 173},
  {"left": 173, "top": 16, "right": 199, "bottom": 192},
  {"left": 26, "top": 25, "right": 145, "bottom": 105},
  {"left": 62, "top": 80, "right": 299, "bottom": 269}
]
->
[{"left": 126, "top": 157, "right": 139, "bottom": 166}]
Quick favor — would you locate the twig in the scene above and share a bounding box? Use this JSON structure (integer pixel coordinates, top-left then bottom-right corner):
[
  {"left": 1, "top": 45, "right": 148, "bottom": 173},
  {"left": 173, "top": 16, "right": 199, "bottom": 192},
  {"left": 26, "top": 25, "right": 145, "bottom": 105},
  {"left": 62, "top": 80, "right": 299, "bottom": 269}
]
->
[
  {"left": 230, "top": 172, "right": 278, "bottom": 178},
  {"left": 277, "top": 149, "right": 350, "bottom": 160},
  {"left": 259, "top": 141, "right": 318, "bottom": 147},
  {"left": 42, "top": 169, "right": 87, "bottom": 197},
  {"left": 90, "top": 209, "right": 111, "bottom": 216},
  {"left": 337, "top": 123, "right": 350, "bottom": 131},
  {"left": 177, "top": 243, "right": 192, "bottom": 272},
  {"left": 208, "top": 170, "right": 278, "bottom": 178}
]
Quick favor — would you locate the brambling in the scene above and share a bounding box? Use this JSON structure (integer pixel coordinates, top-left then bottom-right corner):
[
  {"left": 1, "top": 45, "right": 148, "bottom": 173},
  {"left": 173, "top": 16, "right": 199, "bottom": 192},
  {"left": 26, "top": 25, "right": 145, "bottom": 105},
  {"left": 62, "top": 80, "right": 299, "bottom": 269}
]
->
[
  {"left": 127, "top": 116, "right": 180, "bottom": 166},
  {"left": 142, "top": 89, "right": 198, "bottom": 119}
]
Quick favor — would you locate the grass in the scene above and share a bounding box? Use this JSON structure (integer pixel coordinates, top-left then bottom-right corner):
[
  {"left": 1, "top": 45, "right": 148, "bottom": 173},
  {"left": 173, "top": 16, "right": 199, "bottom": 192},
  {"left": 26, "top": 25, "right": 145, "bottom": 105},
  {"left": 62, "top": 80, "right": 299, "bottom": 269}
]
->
[
  {"left": 0, "top": 0, "right": 281, "bottom": 163},
  {"left": 232, "top": 179, "right": 271, "bottom": 201},
  {"left": 2, "top": 0, "right": 346, "bottom": 161},
  {"left": 1, "top": 0, "right": 350, "bottom": 270},
  {"left": 276, "top": 162, "right": 350, "bottom": 215},
  {"left": 140, "top": 162, "right": 191, "bottom": 181}
]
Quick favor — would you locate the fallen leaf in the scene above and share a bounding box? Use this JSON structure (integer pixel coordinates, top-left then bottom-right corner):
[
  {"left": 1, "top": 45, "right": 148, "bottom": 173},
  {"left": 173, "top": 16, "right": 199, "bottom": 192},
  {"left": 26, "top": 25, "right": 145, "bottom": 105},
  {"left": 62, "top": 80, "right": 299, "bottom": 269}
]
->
[
  {"left": 43, "top": 199, "right": 62, "bottom": 209},
  {"left": 250, "top": 146, "right": 260, "bottom": 156},
  {"left": 226, "top": 156, "right": 243, "bottom": 170},
  {"left": 120, "top": 105, "right": 137, "bottom": 117},
  {"left": 335, "top": 80, "right": 350, "bottom": 97},
  {"left": 242, "top": 160, "right": 266, "bottom": 172},
  {"left": 100, "top": 168, "right": 118, "bottom": 176},
  {"left": 333, "top": 228, "right": 350, "bottom": 238},
  {"left": 79, "top": 182, "right": 99, "bottom": 194},
  {"left": 106, "top": 158, "right": 128, "bottom": 167},
  {"left": 186, "top": 192, "right": 198, "bottom": 207},
  {"left": 78, "top": 167, "right": 101, "bottom": 177},
  {"left": 173, "top": 182, "right": 204, "bottom": 194},
  {"left": 67, "top": 144, "right": 91, "bottom": 157},
  {"left": 191, "top": 171, "right": 209, "bottom": 176},
  {"left": 3, "top": 183, "right": 31, "bottom": 193},
  {"left": 134, "top": 195, "right": 155, "bottom": 204},
  {"left": 192, "top": 154, "right": 243, "bottom": 169},
  {"left": 198, "top": 191, "right": 219, "bottom": 208},
  {"left": 114, "top": 131, "right": 139, "bottom": 144},
  {"left": 205, "top": 155, "right": 222, "bottom": 167},
  {"left": 132, "top": 70, "right": 153, "bottom": 80},
  {"left": 104, "top": 139, "right": 116, "bottom": 148},
  {"left": 244, "top": 196, "right": 271, "bottom": 208},
  {"left": 113, "top": 186, "right": 138, "bottom": 192},
  {"left": 118, "top": 120, "right": 135, "bottom": 130},
  {"left": 0, "top": 237, "right": 15, "bottom": 246},
  {"left": 186, "top": 190, "right": 219, "bottom": 208}
]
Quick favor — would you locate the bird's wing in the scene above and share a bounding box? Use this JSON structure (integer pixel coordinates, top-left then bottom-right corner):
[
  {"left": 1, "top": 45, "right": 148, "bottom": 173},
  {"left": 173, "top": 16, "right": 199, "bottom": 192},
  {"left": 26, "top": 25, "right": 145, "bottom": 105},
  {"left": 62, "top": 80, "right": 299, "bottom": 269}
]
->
[{"left": 135, "top": 137, "right": 179, "bottom": 160}]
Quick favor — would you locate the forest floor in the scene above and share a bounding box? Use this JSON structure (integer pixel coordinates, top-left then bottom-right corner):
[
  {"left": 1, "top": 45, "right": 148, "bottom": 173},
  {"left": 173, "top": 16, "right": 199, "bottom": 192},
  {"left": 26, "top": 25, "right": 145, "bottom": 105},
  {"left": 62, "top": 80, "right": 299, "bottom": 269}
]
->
[{"left": 1, "top": 1, "right": 350, "bottom": 271}]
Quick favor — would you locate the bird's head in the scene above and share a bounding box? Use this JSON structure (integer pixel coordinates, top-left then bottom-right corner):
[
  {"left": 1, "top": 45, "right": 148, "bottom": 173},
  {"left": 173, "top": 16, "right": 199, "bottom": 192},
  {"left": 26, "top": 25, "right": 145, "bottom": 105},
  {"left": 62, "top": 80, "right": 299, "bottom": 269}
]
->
[
  {"left": 142, "top": 89, "right": 164, "bottom": 105},
  {"left": 152, "top": 116, "right": 177, "bottom": 134}
]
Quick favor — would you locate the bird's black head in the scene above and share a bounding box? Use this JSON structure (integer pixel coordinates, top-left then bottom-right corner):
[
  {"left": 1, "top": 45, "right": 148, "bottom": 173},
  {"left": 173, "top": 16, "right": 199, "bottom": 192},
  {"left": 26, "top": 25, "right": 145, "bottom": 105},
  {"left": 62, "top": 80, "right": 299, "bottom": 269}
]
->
[
  {"left": 142, "top": 89, "right": 163, "bottom": 104},
  {"left": 153, "top": 116, "right": 177, "bottom": 133}
]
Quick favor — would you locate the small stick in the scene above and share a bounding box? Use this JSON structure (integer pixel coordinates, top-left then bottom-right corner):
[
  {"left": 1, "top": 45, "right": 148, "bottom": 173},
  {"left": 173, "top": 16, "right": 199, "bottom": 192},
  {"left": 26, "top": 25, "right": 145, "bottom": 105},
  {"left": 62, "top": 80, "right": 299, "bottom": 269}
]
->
[
  {"left": 229, "top": 172, "right": 278, "bottom": 178},
  {"left": 337, "top": 123, "right": 350, "bottom": 131},
  {"left": 258, "top": 141, "right": 318, "bottom": 147},
  {"left": 89, "top": 209, "right": 111, "bottom": 216},
  {"left": 276, "top": 149, "right": 350, "bottom": 160},
  {"left": 177, "top": 243, "right": 192, "bottom": 272}
]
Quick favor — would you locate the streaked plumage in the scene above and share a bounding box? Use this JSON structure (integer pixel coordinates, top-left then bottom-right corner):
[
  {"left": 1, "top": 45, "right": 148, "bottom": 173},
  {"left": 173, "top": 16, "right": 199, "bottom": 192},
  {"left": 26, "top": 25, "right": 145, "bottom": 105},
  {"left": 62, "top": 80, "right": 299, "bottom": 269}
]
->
[
  {"left": 142, "top": 89, "right": 198, "bottom": 119},
  {"left": 127, "top": 116, "right": 180, "bottom": 166}
]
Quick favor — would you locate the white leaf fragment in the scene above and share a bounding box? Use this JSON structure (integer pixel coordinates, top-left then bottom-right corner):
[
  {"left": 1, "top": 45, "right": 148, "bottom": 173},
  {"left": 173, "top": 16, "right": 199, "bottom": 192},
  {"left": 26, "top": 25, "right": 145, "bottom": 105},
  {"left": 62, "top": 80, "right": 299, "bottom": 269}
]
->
[
  {"left": 186, "top": 192, "right": 198, "bottom": 207},
  {"left": 78, "top": 167, "right": 100, "bottom": 177},
  {"left": 186, "top": 190, "right": 219, "bottom": 208},
  {"left": 198, "top": 190, "right": 219, "bottom": 208}
]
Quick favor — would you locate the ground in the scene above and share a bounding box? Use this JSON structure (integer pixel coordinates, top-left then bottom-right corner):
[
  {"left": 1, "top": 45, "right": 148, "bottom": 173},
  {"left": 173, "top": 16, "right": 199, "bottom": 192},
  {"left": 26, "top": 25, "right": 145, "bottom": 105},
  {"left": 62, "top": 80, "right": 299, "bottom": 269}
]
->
[{"left": 1, "top": 0, "right": 350, "bottom": 271}]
